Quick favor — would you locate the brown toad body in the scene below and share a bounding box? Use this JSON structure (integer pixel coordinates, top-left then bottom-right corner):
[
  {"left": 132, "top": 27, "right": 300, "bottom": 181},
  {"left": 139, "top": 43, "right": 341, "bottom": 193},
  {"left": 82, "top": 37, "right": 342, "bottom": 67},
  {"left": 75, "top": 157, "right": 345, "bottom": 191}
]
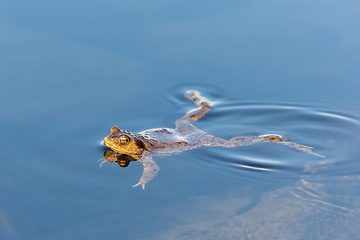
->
[{"left": 102, "top": 90, "right": 324, "bottom": 189}]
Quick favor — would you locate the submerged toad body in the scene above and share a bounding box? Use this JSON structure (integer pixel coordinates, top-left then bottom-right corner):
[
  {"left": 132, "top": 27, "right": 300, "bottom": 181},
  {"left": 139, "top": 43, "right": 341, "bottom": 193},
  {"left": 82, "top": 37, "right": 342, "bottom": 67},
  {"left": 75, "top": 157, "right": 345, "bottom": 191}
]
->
[{"left": 102, "top": 90, "right": 324, "bottom": 189}]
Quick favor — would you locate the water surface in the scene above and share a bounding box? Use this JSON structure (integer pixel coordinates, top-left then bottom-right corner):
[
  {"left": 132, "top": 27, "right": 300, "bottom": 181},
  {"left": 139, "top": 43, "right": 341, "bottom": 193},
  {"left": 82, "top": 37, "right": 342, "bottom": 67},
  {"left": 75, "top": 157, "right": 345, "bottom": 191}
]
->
[{"left": 1, "top": 1, "right": 360, "bottom": 239}]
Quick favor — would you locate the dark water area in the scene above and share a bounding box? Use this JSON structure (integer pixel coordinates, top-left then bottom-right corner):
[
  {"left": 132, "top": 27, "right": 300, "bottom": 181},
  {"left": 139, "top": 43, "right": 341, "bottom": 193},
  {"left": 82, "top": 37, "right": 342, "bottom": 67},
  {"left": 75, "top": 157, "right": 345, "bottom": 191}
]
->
[{"left": 1, "top": 1, "right": 360, "bottom": 239}]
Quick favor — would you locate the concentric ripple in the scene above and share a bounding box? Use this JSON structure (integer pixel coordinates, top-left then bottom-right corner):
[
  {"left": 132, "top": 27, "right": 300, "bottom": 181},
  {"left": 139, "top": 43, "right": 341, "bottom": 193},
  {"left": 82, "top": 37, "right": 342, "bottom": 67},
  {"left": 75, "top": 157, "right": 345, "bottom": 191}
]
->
[{"left": 192, "top": 100, "right": 360, "bottom": 184}]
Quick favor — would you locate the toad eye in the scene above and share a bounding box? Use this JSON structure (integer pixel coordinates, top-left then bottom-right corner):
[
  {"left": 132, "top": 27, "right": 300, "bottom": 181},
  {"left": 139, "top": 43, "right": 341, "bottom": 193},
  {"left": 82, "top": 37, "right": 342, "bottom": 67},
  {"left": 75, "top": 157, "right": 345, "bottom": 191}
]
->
[{"left": 118, "top": 135, "right": 130, "bottom": 145}]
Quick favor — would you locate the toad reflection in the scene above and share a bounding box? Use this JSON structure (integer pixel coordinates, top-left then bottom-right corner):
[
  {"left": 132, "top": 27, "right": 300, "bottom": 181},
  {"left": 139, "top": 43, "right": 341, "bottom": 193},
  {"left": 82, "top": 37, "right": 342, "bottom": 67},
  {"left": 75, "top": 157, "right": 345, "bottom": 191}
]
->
[
  {"left": 102, "top": 150, "right": 136, "bottom": 168},
  {"left": 101, "top": 90, "right": 324, "bottom": 189}
]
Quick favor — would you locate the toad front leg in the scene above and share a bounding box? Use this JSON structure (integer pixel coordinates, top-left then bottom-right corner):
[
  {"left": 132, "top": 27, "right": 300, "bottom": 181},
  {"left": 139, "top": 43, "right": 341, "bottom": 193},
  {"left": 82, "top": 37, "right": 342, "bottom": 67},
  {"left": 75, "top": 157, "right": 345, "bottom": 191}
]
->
[{"left": 133, "top": 155, "right": 160, "bottom": 190}]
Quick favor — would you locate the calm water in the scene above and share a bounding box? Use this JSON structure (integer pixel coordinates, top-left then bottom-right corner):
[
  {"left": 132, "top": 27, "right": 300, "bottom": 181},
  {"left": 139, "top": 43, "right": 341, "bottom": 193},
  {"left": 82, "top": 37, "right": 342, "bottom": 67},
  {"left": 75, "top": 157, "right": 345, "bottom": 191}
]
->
[{"left": 1, "top": 1, "right": 360, "bottom": 239}]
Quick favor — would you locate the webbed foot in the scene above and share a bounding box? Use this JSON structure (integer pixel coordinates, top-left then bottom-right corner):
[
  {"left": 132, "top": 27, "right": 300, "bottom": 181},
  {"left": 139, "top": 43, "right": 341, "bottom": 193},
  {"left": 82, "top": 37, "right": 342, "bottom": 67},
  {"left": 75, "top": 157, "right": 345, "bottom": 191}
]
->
[
  {"left": 132, "top": 155, "right": 160, "bottom": 190},
  {"left": 182, "top": 90, "right": 214, "bottom": 121},
  {"left": 133, "top": 181, "right": 146, "bottom": 190},
  {"left": 259, "top": 134, "right": 325, "bottom": 158}
]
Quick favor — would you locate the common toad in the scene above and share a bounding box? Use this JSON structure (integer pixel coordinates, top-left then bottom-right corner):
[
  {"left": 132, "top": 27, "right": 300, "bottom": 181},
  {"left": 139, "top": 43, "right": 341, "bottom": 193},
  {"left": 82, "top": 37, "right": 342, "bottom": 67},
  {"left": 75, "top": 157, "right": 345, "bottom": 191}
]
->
[{"left": 102, "top": 90, "right": 324, "bottom": 189}]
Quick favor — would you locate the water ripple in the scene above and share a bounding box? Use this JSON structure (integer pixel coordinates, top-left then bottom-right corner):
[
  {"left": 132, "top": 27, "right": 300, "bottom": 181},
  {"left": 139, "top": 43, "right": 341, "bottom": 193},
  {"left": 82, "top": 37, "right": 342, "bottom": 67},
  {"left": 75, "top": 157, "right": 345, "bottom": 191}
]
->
[{"left": 195, "top": 100, "right": 360, "bottom": 183}]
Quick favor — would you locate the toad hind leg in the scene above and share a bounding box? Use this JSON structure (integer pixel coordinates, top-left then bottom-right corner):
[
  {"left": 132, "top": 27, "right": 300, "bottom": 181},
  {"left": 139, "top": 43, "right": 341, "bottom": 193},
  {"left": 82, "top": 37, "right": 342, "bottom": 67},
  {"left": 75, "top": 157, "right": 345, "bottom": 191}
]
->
[
  {"left": 182, "top": 91, "right": 324, "bottom": 158},
  {"left": 182, "top": 90, "right": 215, "bottom": 121},
  {"left": 203, "top": 134, "right": 325, "bottom": 158}
]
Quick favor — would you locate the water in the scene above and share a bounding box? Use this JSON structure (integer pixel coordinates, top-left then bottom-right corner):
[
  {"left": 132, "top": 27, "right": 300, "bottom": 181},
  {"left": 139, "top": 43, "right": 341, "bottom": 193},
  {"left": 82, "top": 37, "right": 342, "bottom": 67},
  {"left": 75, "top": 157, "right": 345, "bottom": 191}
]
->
[{"left": 1, "top": 1, "right": 360, "bottom": 239}]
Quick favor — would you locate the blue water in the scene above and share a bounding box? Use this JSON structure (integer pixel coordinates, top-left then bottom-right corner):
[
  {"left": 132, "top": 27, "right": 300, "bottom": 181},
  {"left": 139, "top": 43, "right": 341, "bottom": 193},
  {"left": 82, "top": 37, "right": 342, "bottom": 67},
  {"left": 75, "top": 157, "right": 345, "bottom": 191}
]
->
[{"left": 1, "top": 1, "right": 360, "bottom": 239}]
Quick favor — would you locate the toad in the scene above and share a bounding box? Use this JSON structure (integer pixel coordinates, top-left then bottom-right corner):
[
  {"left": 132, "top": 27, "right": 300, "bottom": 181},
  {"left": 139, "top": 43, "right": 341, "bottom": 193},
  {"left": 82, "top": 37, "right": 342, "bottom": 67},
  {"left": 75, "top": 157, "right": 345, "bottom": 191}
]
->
[{"left": 102, "top": 90, "right": 324, "bottom": 189}]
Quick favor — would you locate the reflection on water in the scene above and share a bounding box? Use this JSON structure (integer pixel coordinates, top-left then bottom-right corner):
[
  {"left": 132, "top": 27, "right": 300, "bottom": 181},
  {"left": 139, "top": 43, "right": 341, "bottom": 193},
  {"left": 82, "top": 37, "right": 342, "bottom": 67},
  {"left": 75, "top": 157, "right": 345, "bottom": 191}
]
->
[
  {"left": 101, "top": 150, "right": 137, "bottom": 168},
  {"left": 291, "top": 177, "right": 360, "bottom": 215}
]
